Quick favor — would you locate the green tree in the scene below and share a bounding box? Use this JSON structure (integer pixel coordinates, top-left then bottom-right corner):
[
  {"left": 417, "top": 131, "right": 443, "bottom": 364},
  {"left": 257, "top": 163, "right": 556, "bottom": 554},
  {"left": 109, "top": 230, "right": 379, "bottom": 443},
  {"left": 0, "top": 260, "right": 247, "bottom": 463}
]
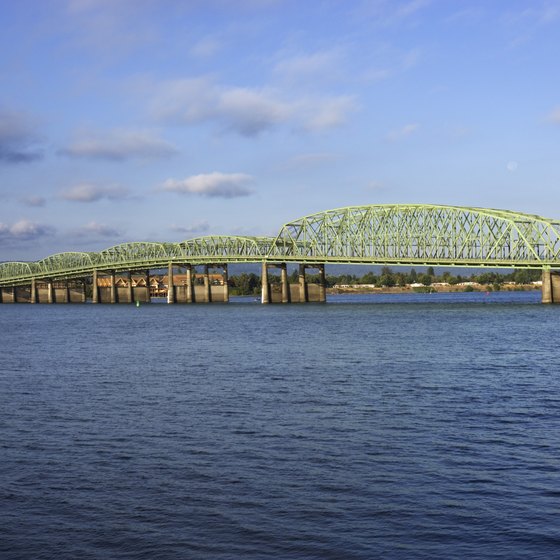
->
[
  {"left": 359, "top": 271, "right": 378, "bottom": 285},
  {"left": 379, "top": 273, "right": 396, "bottom": 287},
  {"left": 395, "top": 272, "right": 407, "bottom": 287},
  {"left": 407, "top": 268, "right": 418, "bottom": 283},
  {"left": 513, "top": 269, "right": 531, "bottom": 285}
]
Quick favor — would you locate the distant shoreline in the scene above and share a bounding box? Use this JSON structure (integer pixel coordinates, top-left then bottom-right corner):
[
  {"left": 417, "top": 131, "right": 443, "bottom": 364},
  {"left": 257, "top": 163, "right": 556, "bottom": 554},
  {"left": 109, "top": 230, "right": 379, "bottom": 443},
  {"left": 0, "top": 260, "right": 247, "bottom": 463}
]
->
[{"left": 328, "top": 284, "right": 540, "bottom": 295}]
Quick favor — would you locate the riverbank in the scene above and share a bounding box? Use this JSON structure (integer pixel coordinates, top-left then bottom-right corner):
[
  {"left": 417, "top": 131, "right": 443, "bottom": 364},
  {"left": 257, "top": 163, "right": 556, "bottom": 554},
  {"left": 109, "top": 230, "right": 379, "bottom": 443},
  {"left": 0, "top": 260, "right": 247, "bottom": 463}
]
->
[{"left": 328, "top": 283, "right": 541, "bottom": 295}]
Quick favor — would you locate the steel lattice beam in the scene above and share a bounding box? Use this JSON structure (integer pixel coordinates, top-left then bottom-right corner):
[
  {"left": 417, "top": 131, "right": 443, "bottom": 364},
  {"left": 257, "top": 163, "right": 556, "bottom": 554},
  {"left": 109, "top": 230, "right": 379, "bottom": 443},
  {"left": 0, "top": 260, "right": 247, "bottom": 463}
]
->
[{"left": 2, "top": 205, "right": 560, "bottom": 286}]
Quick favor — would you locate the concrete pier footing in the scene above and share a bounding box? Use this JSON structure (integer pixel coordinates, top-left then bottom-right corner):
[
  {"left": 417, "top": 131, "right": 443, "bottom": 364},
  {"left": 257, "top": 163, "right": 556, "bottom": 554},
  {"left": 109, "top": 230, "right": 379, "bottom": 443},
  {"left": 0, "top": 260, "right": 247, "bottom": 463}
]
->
[
  {"left": 261, "top": 262, "right": 326, "bottom": 304},
  {"left": 541, "top": 270, "right": 560, "bottom": 303},
  {"left": 5, "top": 265, "right": 556, "bottom": 305}
]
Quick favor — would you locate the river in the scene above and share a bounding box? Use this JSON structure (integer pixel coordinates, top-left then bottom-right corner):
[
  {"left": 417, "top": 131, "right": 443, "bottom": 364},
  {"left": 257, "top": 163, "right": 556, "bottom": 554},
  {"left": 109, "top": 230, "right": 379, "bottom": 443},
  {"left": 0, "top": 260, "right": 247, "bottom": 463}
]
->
[{"left": 1, "top": 291, "right": 559, "bottom": 559}]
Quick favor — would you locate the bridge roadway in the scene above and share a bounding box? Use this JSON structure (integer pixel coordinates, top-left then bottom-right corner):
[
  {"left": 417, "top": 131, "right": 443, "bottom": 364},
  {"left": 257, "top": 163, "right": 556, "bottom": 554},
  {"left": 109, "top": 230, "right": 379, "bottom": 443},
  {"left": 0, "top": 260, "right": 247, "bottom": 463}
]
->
[{"left": 2, "top": 204, "right": 560, "bottom": 304}]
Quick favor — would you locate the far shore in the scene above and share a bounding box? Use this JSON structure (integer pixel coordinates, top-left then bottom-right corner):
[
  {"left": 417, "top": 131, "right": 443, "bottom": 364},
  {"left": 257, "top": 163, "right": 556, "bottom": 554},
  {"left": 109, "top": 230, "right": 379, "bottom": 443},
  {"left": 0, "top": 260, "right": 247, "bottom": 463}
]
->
[{"left": 328, "top": 283, "right": 541, "bottom": 295}]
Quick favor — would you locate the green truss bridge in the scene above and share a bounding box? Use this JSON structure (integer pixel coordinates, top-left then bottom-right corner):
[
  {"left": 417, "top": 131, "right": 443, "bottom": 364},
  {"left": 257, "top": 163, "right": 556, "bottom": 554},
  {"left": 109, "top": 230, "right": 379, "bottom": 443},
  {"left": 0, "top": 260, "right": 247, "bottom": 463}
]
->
[{"left": 2, "top": 204, "right": 560, "bottom": 304}]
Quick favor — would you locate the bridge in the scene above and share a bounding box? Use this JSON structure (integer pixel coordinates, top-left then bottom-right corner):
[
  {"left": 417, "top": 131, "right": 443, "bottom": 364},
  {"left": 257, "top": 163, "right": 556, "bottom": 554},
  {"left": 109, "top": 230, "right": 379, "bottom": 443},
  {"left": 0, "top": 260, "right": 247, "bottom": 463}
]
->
[{"left": 2, "top": 204, "right": 560, "bottom": 304}]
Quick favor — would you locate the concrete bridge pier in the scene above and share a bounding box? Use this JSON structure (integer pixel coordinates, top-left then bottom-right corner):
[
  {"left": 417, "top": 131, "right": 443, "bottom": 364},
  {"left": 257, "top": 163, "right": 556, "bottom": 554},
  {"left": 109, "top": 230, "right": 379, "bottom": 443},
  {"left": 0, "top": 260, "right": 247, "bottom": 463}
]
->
[
  {"left": 298, "top": 264, "right": 308, "bottom": 303},
  {"left": 281, "top": 264, "right": 290, "bottom": 303},
  {"left": 261, "top": 262, "right": 270, "bottom": 304},
  {"left": 145, "top": 270, "right": 151, "bottom": 302},
  {"left": 92, "top": 270, "right": 99, "bottom": 303},
  {"left": 186, "top": 264, "right": 193, "bottom": 303},
  {"left": 223, "top": 265, "right": 229, "bottom": 303},
  {"left": 203, "top": 265, "right": 211, "bottom": 302},
  {"left": 261, "top": 262, "right": 288, "bottom": 303},
  {"left": 47, "top": 281, "right": 54, "bottom": 304},
  {"left": 319, "top": 264, "right": 326, "bottom": 302},
  {"left": 187, "top": 264, "right": 228, "bottom": 303},
  {"left": 542, "top": 269, "right": 560, "bottom": 303},
  {"left": 293, "top": 264, "right": 326, "bottom": 303},
  {"left": 31, "top": 279, "right": 37, "bottom": 304},
  {"left": 110, "top": 272, "right": 117, "bottom": 304},
  {"left": 262, "top": 262, "right": 326, "bottom": 303},
  {"left": 127, "top": 272, "right": 133, "bottom": 303},
  {"left": 167, "top": 263, "right": 175, "bottom": 304}
]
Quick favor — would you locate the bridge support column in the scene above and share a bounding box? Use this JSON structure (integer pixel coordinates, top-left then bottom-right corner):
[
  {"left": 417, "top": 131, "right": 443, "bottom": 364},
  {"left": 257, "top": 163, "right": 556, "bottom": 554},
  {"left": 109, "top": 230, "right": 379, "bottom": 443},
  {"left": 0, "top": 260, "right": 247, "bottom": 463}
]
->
[
  {"left": 318, "top": 264, "right": 326, "bottom": 303},
  {"left": 12, "top": 286, "right": 17, "bottom": 303},
  {"left": 110, "top": 272, "right": 117, "bottom": 304},
  {"left": 184, "top": 265, "right": 192, "bottom": 303},
  {"left": 31, "top": 278, "right": 37, "bottom": 304},
  {"left": 146, "top": 270, "right": 151, "bottom": 302},
  {"left": 281, "top": 264, "right": 290, "bottom": 303},
  {"left": 126, "top": 272, "right": 133, "bottom": 303},
  {"left": 222, "top": 265, "right": 229, "bottom": 303},
  {"left": 298, "top": 264, "right": 308, "bottom": 303},
  {"left": 167, "top": 263, "right": 175, "bottom": 304},
  {"left": 203, "top": 265, "right": 211, "bottom": 302},
  {"left": 542, "top": 269, "right": 560, "bottom": 303},
  {"left": 66, "top": 280, "right": 71, "bottom": 304},
  {"left": 82, "top": 281, "right": 87, "bottom": 303},
  {"left": 92, "top": 270, "right": 99, "bottom": 303},
  {"left": 47, "top": 281, "right": 54, "bottom": 304},
  {"left": 261, "top": 262, "right": 270, "bottom": 304}
]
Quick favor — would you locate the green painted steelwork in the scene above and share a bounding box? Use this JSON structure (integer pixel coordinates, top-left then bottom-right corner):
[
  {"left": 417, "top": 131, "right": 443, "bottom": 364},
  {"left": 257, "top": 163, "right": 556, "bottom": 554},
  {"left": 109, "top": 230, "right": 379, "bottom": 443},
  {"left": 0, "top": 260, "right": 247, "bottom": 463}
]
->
[
  {"left": 1, "top": 205, "right": 560, "bottom": 286},
  {"left": 269, "top": 204, "right": 560, "bottom": 267},
  {"left": 179, "top": 235, "right": 274, "bottom": 263}
]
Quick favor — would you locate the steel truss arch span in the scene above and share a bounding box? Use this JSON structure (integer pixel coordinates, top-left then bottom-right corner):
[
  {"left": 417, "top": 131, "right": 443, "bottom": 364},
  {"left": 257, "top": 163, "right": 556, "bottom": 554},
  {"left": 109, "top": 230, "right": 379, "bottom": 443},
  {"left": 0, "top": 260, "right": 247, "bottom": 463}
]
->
[
  {"left": 0, "top": 261, "right": 37, "bottom": 281},
  {"left": 2, "top": 204, "right": 560, "bottom": 287},
  {"left": 267, "top": 204, "right": 560, "bottom": 267},
  {"left": 179, "top": 236, "right": 273, "bottom": 263},
  {"left": 35, "top": 252, "right": 99, "bottom": 277}
]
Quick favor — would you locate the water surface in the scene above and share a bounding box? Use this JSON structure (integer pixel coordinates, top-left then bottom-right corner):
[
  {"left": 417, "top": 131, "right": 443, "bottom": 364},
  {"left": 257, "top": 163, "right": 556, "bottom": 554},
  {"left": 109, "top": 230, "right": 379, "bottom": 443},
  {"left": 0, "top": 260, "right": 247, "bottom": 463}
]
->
[{"left": 1, "top": 291, "right": 559, "bottom": 559}]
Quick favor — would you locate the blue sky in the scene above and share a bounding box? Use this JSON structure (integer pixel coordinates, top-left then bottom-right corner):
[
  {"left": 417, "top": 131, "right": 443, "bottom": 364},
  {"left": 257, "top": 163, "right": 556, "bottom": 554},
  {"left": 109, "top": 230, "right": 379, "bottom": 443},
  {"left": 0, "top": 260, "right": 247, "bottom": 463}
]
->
[{"left": 1, "top": 0, "right": 560, "bottom": 261}]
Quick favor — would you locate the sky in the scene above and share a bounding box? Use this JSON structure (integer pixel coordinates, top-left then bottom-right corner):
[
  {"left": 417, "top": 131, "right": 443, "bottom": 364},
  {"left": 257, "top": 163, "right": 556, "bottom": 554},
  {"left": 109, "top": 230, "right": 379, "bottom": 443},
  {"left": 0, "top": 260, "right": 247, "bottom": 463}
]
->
[{"left": 1, "top": 0, "right": 560, "bottom": 262}]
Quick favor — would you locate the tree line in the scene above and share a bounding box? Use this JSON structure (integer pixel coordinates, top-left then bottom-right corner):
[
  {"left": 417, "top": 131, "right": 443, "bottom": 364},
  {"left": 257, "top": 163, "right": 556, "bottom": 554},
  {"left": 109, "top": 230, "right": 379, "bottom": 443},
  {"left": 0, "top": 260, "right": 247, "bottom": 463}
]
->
[{"left": 228, "top": 267, "right": 543, "bottom": 295}]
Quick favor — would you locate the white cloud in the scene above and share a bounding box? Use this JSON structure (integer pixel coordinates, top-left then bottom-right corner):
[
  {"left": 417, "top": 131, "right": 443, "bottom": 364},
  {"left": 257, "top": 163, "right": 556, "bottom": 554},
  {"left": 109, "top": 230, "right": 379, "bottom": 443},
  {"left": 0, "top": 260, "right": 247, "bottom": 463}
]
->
[
  {"left": 288, "top": 152, "right": 339, "bottom": 168},
  {"left": 64, "top": 0, "right": 159, "bottom": 55},
  {"left": 301, "top": 96, "right": 357, "bottom": 132},
  {"left": 354, "top": 0, "right": 432, "bottom": 26},
  {"left": 362, "top": 47, "right": 422, "bottom": 84},
  {"left": 60, "top": 129, "right": 178, "bottom": 161},
  {"left": 273, "top": 49, "right": 344, "bottom": 84},
  {"left": 395, "top": 0, "right": 432, "bottom": 20},
  {"left": 506, "top": 3, "right": 560, "bottom": 26},
  {"left": 218, "top": 87, "right": 292, "bottom": 135},
  {"left": 61, "top": 183, "right": 130, "bottom": 202},
  {"left": 503, "top": 3, "right": 560, "bottom": 47},
  {"left": 152, "top": 77, "right": 358, "bottom": 135},
  {"left": 161, "top": 172, "right": 254, "bottom": 198},
  {"left": 171, "top": 221, "right": 211, "bottom": 234},
  {"left": 21, "top": 195, "right": 47, "bottom": 207},
  {"left": 190, "top": 36, "right": 222, "bottom": 58},
  {"left": 0, "top": 219, "right": 55, "bottom": 241},
  {"left": 75, "top": 221, "right": 124, "bottom": 237},
  {"left": 387, "top": 123, "right": 419, "bottom": 141},
  {"left": 0, "top": 109, "right": 43, "bottom": 164},
  {"left": 366, "top": 180, "right": 385, "bottom": 191}
]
